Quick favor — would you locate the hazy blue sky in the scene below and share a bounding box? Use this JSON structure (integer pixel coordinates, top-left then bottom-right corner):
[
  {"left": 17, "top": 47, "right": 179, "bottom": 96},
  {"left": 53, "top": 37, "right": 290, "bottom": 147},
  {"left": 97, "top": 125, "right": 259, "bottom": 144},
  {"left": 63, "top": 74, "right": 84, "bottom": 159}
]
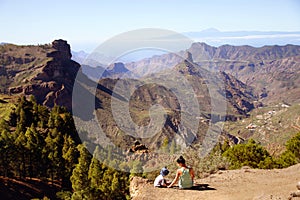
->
[{"left": 1, "top": 0, "right": 300, "bottom": 51}]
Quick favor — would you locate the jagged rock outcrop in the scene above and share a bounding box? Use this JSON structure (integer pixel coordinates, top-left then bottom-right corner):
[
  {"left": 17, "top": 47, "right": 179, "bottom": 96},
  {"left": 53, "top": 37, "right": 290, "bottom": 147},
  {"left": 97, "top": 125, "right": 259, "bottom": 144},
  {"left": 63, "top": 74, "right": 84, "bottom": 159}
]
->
[
  {"left": 102, "top": 62, "right": 130, "bottom": 78},
  {"left": 1, "top": 40, "right": 80, "bottom": 110},
  {"left": 129, "top": 141, "right": 149, "bottom": 153},
  {"left": 184, "top": 51, "right": 194, "bottom": 63}
]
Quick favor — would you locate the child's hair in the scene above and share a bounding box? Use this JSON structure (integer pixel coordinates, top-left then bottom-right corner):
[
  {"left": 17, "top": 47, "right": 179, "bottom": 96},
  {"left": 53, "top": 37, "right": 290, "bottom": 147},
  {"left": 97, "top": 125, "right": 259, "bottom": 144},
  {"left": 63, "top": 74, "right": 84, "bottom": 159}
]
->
[
  {"left": 160, "top": 167, "right": 169, "bottom": 176},
  {"left": 176, "top": 156, "right": 186, "bottom": 164}
]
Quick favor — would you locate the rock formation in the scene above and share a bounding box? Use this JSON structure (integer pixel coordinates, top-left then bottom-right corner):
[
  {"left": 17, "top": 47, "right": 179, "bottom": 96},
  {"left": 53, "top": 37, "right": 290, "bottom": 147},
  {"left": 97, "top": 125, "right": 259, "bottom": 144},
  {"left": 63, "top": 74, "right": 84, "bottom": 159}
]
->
[{"left": 2, "top": 39, "right": 80, "bottom": 110}]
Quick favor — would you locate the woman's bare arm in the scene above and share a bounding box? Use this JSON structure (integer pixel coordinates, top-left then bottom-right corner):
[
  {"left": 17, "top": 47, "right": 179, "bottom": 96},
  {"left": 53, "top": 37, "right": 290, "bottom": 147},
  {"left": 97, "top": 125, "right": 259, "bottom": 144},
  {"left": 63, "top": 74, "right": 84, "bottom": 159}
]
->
[
  {"left": 167, "top": 169, "right": 181, "bottom": 188},
  {"left": 189, "top": 167, "right": 195, "bottom": 181}
]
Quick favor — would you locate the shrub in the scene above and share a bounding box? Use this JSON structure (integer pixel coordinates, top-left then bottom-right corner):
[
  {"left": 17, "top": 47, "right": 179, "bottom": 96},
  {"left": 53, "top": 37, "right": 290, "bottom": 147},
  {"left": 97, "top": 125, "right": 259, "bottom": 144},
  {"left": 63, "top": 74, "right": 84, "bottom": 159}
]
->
[
  {"left": 182, "top": 144, "right": 230, "bottom": 178},
  {"left": 275, "top": 132, "right": 300, "bottom": 168},
  {"left": 223, "top": 139, "right": 273, "bottom": 169},
  {"left": 197, "top": 150, "right": 230, "bottom": 177},
  {"left": 275, "top": 150, "right": 297, "bottom": 168},
  {"left": 285, "top": 132, "right": 300, "bottom": 162}
]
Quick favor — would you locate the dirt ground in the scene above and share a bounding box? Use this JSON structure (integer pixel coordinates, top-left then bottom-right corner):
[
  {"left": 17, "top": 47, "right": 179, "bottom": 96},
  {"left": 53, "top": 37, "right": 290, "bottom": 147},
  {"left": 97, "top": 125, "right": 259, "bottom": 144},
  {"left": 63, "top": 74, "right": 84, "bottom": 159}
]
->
[{"left": 131, "top": 164, "right": 300, "bottom": 200}]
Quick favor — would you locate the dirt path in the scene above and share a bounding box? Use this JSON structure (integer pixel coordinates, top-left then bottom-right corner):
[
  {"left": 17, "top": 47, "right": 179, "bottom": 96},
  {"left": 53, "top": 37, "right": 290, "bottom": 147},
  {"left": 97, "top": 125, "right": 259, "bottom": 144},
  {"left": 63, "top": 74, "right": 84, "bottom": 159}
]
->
[{"left": 131, "top": 164, "right": 300, "bottom": 200}]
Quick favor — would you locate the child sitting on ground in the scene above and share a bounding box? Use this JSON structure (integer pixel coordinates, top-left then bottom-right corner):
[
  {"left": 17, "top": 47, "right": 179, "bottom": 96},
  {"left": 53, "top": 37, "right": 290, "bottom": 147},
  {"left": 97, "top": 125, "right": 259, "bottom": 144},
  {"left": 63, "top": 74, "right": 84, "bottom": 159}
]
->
[{"left": 154, "top": 167, "right": 169, "bottom": 187}]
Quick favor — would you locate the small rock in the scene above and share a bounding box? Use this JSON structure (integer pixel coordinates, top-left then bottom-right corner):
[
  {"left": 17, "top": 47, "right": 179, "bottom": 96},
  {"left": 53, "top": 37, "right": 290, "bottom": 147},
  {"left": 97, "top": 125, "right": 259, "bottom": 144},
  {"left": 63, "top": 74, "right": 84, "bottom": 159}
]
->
[{"left": 241, "top": 166, "right": 252, "bottom": 172}]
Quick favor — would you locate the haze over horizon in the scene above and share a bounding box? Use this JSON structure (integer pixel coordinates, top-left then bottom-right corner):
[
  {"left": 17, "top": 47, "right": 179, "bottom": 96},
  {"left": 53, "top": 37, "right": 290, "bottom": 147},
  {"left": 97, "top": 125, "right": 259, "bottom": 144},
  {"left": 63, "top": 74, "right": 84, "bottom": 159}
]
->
[{"left": 1, "top": 0, "right": 300, "bottom": 52}]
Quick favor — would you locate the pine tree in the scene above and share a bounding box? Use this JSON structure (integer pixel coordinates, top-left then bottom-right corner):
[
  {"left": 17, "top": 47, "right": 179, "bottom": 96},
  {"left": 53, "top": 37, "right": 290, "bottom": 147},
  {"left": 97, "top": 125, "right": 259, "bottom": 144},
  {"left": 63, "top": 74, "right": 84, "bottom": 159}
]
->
[
  {"left": 70, "top": 144, "right": 92, "bottom": 199},
  {"left": 110, "top": 170, "right": 129, "bottom": 199},
  {"left": 8, "top": 108, "right": 17, "bottom": 127},
  {"left": 44, "top": 128, "right": 64, "bottom": 182},
  {"left": 17, "top": 96, "right": 34, "bottom": 128},
  {"left": 62, "top": 134, "right": 78, "bottom": 188},
  {"left": 37, "top": 105, "right": 49, "bottom": 128},
  {"left": 0, "top": 128, "right": 14, "bottom": 177},
  {"left": 88, "top": 146, "right": 104, "bottom": 198},
  {"left": 25, "top": 124, "right": 43, "bottom": 178},
  {"left": 30, "top": 96, "right": 39, "bottom": 126},
  {"left": 99, "top": 167, "right": 115, "bottom": 198},
  {"left": 61, "top": 112, "right": 78, "bottom": 141},
  {"left": 99, "top": 168, "right": 130, "bottom": 199},
  {"left": 14, "top": 130, "right": 27, "bottom": 178},
  {"left": 18, "top": 108, "right": 27, "bottom": 132}
]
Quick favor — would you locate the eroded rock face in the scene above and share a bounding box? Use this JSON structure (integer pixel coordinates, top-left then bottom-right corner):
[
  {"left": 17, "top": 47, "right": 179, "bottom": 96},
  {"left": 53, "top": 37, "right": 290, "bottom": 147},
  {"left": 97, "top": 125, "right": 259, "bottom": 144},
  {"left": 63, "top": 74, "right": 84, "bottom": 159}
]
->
[
  {"left": 5, "top": 39, "right": 80, "bottom": 110},
  {"left": 35, "top": 41, "right": 79, "bottom": 110},
  {"left": 50, "top": 39, "right": 72, "bottom": 60},
  {"left": 221, "top": 71, "right": 257, "bottom": 115}
]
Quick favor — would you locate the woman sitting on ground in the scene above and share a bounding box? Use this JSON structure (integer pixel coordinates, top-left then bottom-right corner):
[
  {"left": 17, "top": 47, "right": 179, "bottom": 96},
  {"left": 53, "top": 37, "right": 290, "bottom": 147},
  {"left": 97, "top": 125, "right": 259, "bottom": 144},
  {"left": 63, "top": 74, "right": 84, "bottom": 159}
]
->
[{"left": 167, "top": 156, "right": 195, "bottom": 189}]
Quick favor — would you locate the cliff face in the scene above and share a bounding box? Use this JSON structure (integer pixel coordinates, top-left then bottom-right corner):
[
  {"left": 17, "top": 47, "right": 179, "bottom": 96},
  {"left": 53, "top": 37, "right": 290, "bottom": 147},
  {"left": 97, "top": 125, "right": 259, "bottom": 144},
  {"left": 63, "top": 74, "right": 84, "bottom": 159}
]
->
[{"left": 1, "top": 39, "right": 80, "bottom": 110}]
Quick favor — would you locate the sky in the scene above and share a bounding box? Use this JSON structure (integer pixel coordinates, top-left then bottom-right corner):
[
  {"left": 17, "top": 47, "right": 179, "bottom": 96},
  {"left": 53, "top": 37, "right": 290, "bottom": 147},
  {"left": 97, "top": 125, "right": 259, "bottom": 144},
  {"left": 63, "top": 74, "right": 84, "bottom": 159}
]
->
[{"left": 1, "top": 0, "right": 300, "bottom": 52}]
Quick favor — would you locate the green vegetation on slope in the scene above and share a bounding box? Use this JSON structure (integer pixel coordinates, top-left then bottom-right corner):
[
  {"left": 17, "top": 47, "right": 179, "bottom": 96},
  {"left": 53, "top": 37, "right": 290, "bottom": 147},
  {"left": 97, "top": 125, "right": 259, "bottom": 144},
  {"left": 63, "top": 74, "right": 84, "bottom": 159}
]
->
[
  {"left": 0, "top": 43, "right": 53, "bottom": 91},
  {"left": 0, "top": 96, "right": 130, "bottom": 199},
  {"left": 0, "top": 94, "right": 16, "bottom": 121},
  {"left": 224, "top": 103, "right": 300, "bottom": 154},
  {"left": 179, "top": 132, "right": 300, "bottom": 179}
]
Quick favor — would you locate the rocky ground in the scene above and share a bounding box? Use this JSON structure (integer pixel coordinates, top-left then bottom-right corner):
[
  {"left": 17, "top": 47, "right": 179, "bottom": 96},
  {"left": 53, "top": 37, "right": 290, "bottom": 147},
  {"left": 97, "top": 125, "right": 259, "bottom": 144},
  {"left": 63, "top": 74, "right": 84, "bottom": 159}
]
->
[{"left": 130, "top": 164, "right": 300, "bottom": 200}]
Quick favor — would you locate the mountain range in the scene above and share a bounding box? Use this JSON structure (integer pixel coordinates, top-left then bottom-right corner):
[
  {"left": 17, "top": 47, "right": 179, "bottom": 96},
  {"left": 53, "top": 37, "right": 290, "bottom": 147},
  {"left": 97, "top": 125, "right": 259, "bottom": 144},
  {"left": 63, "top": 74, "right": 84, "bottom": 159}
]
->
[
  {"left": 70, "top": 29, "right": 300, "bottom": 64},
  {"left": 81, "top": 42, "right": 300, "bottom": 105},
  {"left": 183, "top": 28, "right": 300, "bottom": 47},
  {"left": 0, "top": 39, "right": 299, "bottom": 151}
]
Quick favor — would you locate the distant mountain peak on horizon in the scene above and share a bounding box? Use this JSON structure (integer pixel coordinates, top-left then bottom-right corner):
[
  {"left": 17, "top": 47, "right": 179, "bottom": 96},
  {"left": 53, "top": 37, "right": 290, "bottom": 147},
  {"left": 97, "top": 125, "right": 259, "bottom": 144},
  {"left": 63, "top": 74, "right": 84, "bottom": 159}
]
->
[{"left": 183, "top": 29, "right": 300, "bottom": 48}]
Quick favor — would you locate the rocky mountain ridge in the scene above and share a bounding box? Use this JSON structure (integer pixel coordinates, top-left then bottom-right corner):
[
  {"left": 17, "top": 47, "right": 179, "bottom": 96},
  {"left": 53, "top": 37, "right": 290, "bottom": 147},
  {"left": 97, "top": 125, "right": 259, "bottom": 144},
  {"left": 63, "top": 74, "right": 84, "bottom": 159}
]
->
[
  {"left": 90, "top": 59, "right": 257, "bottom": 151},
  {"left": 0, "top": 40, "right": 80, "bottom": 110},
  {"left": 75, "top": 43, "right": 300, "bottom": 106},
  {"left": 1, "top": 40, "right": 298, "bottom": 151},
  {"left": 121, "top": 43, "right": 300, "bottom": 104}
]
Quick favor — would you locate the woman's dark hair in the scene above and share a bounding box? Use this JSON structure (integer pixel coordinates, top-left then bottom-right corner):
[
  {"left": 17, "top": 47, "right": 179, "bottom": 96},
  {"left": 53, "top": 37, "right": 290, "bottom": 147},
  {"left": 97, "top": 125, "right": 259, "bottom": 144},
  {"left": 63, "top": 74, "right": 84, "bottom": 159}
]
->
[{"left": 176, "top": 156, "right": 186, "bottom": 164}]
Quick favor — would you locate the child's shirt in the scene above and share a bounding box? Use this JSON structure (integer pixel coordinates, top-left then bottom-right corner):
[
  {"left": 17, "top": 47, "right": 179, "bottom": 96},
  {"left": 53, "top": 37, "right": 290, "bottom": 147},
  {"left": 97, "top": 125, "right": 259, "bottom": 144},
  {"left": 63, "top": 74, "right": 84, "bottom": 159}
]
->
[{"left": 154, "top": 174, "right": 166, "bottom": 187}]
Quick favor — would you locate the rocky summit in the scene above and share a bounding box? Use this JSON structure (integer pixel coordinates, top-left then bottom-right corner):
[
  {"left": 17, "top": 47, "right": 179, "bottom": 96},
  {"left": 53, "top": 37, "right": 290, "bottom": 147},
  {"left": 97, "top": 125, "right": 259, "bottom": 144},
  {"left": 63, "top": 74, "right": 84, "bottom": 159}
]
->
[{"left": 0, "top": 39, "right": 80, "bottom": 110}]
